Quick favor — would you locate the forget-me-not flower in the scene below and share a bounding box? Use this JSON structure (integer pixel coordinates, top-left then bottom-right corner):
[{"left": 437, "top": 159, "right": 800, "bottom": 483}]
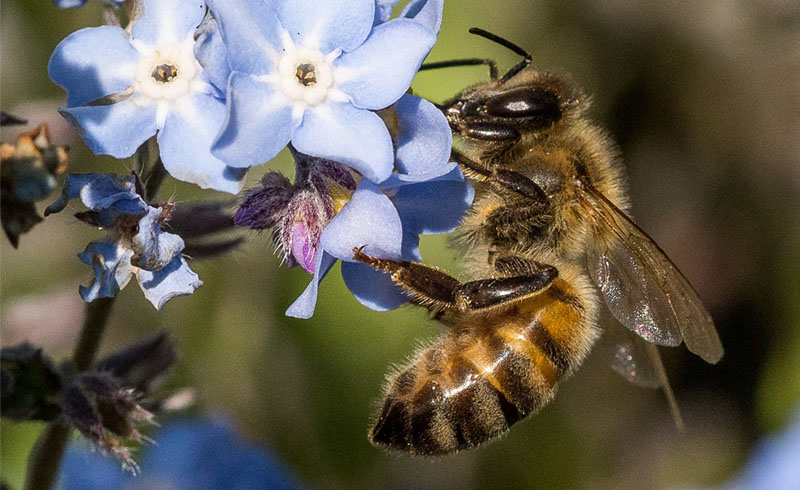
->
[
  {"left": 45, "top": 173, "right": 202, "bottom": 309},
  {"left": 236, "top": 93, "right": 473, "bottom": 318},
  {"left": 48, "top": 0, "right": 245, "bottom": 193},
  {"left": 204, "top": 0, "right": 440, "bottom": 183}
]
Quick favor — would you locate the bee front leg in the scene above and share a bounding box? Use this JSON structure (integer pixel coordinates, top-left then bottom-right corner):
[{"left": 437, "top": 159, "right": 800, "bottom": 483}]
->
[{"left": 352, "top": 248, "right": 558, "bottom": 315}]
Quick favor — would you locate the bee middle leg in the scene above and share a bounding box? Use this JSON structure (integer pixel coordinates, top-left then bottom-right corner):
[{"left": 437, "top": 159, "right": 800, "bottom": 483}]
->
[
  {"left": 454, "top": 149, "right": 549, "bottom": 205},
  {"left": 352, "top": 248, "right": 558, "bottom": 315}
]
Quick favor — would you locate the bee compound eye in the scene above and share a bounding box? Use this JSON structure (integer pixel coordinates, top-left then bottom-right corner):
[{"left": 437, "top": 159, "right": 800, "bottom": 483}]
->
[{"left": 483, "top": 88, "right": 561, "bottom": 120}]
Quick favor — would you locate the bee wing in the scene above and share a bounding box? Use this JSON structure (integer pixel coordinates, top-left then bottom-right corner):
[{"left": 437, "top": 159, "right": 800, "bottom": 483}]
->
[
  {"left": 579, "top": 184, "right": 723, "bottom": 364},
  {"left": 598, "top": 309, "right": 661, "bottom": 388}
]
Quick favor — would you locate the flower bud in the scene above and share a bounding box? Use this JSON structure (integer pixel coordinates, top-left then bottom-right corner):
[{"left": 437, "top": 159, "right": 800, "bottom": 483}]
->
[{"left": 234, "top": 172, "right": 292, "bottom": 230}]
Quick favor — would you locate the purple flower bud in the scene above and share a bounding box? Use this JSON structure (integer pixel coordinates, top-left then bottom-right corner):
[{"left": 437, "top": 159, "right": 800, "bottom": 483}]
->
[
  {"left": 234, "top": 172, "right": 292, "bottom": 230},
  {"left": 279, "top": 189, "right": 329, "bottom": 273},
  {"left": 289, "top": 220, "right": 317, "bottom": 274},
  {"left": 236, "top": 151, "right": 359, "bottom": 275}
]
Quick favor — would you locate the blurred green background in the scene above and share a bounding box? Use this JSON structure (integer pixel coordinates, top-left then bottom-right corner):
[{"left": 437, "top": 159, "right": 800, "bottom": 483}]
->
[{"left": 2, "top": 0, "right": 799, "bottom": 489}]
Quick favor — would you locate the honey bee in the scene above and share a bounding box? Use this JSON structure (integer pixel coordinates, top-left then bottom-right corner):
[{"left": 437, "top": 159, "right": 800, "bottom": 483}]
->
[{"left": 353, "top": 28, "right": 723, "bottom": 456}]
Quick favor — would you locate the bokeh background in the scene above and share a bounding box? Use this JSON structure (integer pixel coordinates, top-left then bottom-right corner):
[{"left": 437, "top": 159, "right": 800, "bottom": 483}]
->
[{"left": 2, "top": 0, "right": 799, "bottom": 489}]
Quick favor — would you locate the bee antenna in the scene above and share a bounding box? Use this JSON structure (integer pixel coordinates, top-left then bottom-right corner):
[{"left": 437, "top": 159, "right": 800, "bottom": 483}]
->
[
  {"left": 420, "top": 58, "right": 499, "bottom": 81},
  {"left": 468, "top": 27, "right": 532, "bottom": 84}
]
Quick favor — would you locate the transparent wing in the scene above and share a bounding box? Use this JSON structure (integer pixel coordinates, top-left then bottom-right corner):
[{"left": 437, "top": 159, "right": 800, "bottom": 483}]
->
[
  {"left": 579, "top": 184, "right": 723, "bottom": 364},
  {"left": 598, "top": 308, "right": 660, "bottom": 388},
  {"left": 599, "top": 308, "right": 685, "bottom": 429}
]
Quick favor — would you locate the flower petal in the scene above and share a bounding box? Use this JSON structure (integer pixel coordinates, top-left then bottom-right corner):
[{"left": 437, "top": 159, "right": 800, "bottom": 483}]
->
[
  {"left": 45, "top": 173, "right": 149, "bottom": 226},
  {"left": 293, "top": 103, "right": 393, "bottom": 183},
  {"left": 335, "top": 18, "right": 435, "bottom": 110},
  {"left": 77, "top": 241, "right": 135, "bottom": 302},
  {"left": 394, "top": 94, "right": 452, "bottom": 175},
  {"left": 131, "top": 208, "right": 185, "bottom": 271},
  {"left": 401, "top": 0, "right": 444, "bottom": 34},
  {"left": 276, "top": 0, "right": 374, "bottom": 53},
  {"left": 391, "top": 167, "right": 474, "bottom": 234},
  {"left": 206, "top": 0, "right": 282, "bottom": 75},
  {"left": 59, "top": 100, "right": 158, "bottom": 159},
  {"left": 211, "top": 72, "right": 297, "bottom": 168},
  {"left": 131, "top": 0, "right": 207, "bottom": 46},
  {"left": 48, "top": 26, "right": 139, "bottom": 107},
  {"left": 194, "top": 17, "right": 230, "bottom": 96},
  {"left": 137, "top": 255, "right": 203, "bottom": 310},
  {"left": 285, "top": 251, "right": 336, "bottom": 319},
  {"left": 319, "top": 179, "right": 402, "bottom": 261},
  {"left": 212, "top": 72, "right": 296, "bottom": 168},
  {"left": 341, "top": 261, "right": 407, "bottom": 311},
  {"left": 379, "top": 162, "right": 459, "bottom": 189},
  {"left": 341, "top": 232, "right": 419, "bottom": 310},
  {"left": 373, "top": 0, "right": 398, "bottom": 25},
  {"left": 159, "top": 93, "right": 246, "bottom": 193}
]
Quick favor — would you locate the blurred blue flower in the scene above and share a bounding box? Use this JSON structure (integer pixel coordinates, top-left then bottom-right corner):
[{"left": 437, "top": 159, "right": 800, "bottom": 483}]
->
[
  {"left": 717, "top": 408, "right": 800, "bottom": 490},
  {"left": 59, "top": 418, "right": 303, "bottom": 490},
  {"left": 53, "top": 0, "right": 124, "bottom": 9},
  {"left": 48, "top": 0, "right": 246, "bottom": 193},
  {"left": 46, "top": 173, "right": 202, "bottom": 309},
  {"left": 676, "top": 407, "right": 800, "bottom": 490},
  {"left": 204, "top": 0, "right": 438, "bottom": 183}
]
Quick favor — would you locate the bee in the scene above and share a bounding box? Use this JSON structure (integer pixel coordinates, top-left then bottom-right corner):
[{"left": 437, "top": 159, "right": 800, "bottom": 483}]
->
[{"left": 353, "top": 28, "right": 723, "bottom": 456}]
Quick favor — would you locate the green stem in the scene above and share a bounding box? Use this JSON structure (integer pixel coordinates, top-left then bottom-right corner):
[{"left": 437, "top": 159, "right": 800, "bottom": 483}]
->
[
  {"left": 24, "top": 297, "right": 116, "bottom": 490},
  {"left": 143, "top": 157, "right": 168, "bottom": 202}
]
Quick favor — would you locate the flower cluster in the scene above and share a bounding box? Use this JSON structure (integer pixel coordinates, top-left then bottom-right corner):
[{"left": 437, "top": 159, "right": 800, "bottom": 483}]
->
[
  {"left": 45, "top": 173, "right": 202, "bottom": 310},
  {"left": 236, "top": 92, "right": 472, "bottom": 318},
  {"left": 47, "top": 0, "right": 466, "bottom": 316},
  {"left": 49, "top": 0, "right": 245, "bottom": 193}
]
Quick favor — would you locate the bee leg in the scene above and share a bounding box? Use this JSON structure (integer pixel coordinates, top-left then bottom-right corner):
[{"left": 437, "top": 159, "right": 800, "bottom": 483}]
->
[
  {"left": 452, "top": 148, "right": 494, "bottom": 179},
  {"left": 453, "top": 149, "right": 550, "bottom": 205},
  {"left": 485, "top": 203, "right": 551, "bottom": 243},
  {"left": 491, "top": 255, "right": 552, "bottom": 275},
  {"left": 352, "top": 247, "right": 558, "bottom": 314},
  {"left": 456, "top": 267, "right": 557, "bottom": 310}
]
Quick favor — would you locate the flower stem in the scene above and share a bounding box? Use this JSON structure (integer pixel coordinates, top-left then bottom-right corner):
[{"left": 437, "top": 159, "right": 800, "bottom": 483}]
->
[
  {"left": 24, "top": 297, "right": 116, "bottom": 490},
  {"left": 144, "top": 157, "right": 168, "bottom": 202}
]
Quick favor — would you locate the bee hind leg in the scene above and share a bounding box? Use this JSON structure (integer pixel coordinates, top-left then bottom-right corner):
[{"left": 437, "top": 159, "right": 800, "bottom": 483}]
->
[{"left": 352, "top": 247, "right": 558, "bottom": 314}]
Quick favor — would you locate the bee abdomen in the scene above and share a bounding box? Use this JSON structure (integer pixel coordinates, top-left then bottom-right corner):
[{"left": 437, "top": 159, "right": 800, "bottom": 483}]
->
[{"left": 370, "top": 334, "right": 561, "bottom": 455}]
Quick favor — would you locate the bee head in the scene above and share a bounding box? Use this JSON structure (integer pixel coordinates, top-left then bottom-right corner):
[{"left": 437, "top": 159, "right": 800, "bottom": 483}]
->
[{"left": 427, "top": 28, "right": 584, "bottom": 143}]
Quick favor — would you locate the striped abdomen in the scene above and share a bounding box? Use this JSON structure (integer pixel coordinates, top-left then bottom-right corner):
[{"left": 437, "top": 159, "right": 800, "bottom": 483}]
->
[{"left": 370, "top": 277, "right": 597, "bottom": 455}]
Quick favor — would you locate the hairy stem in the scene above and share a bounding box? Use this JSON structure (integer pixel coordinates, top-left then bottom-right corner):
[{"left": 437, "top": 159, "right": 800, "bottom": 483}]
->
[
  {"left": 24, "top": 297, "right": 116, "bottom": 490},
  {"left": 144, "top": 157, "right": 168, "bottom": 202}
]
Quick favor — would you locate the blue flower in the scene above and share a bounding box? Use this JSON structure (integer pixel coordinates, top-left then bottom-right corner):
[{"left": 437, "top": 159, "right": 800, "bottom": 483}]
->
[
  {"left": 683, "top": 408, "right": 800, "bottom": 490},
  {"left": 285, "top": 164, "right": 472, "bottom": 319},
  {"left": 46, "top": 173, "right": 202, "bottom": 310},
  {"left": 204, "top": 0, "right": 440, "bottom": 183},
  {"left": 53, "top": 0, "right": 124, "bottom": 9},
  {"left": 48, "top": 0, "right": 246, "bottom": 193},
  {"left": 59, "top": 418, "right": 304, "bottom": 490},
  {"left": 236, "top": 91, "right": 472, "bottom": 318}
]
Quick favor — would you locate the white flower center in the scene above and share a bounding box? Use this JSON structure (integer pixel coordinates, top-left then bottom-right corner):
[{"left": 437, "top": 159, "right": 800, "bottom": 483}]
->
[
  {"left": 276, "top": 47, "right": 334, "bottom": 106},
  {"left": 134, "top": 39, "right": 199, "bottom": 102}
]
